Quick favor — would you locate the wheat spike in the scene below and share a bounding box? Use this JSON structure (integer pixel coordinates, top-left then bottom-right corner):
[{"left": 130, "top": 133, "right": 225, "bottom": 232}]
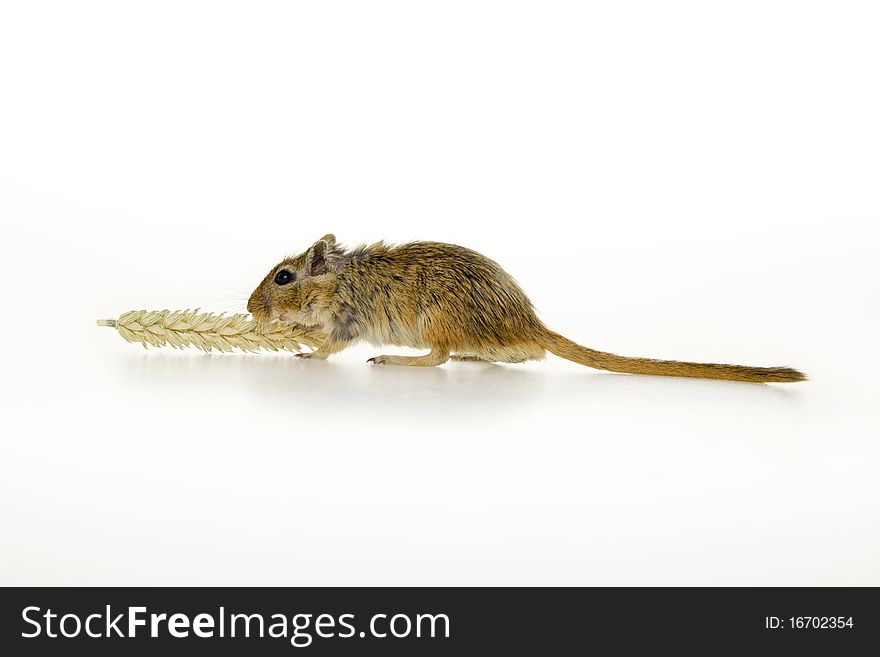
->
[{"left": 97, "top": 310, "right": 327, "bottom": 353}]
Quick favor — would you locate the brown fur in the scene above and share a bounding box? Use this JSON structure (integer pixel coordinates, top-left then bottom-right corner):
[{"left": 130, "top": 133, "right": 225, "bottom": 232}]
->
[{"left": 247, "top": 236, "right": 806, "bottom": 383}]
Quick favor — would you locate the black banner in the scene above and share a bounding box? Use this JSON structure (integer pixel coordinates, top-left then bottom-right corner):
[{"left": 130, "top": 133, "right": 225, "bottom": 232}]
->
[{"left": 0, "top": 587, "right": 876, "bottom": 655}]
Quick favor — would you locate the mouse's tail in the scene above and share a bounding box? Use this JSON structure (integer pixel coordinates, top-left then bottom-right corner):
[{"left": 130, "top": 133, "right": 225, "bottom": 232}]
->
[{"left": 539, "top": 329, "right": 806, "bottom": 383}]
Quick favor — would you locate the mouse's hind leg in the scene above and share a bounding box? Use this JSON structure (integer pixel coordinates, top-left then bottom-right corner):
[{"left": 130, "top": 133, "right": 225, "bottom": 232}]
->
[
  {"left": 468, "top": 342, "right": 546, "bottom": 364},
  {"left": 451, "top": 354, "right": 490, "bottom": 362},
  {"left": 368, "top": 347, "right": 450, "bottom": 367}
]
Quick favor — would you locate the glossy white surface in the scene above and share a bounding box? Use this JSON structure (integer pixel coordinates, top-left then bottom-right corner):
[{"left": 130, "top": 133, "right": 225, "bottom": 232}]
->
[{"left": 1, "top": 1, "right": 878, "bottom": 585}]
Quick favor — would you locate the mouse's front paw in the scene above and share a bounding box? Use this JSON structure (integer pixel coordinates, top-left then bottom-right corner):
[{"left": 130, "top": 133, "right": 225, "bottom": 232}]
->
[
  {"left": 295, "top": 351, "right": 327, "bottom": 360},
  {"left": 367, "top": 355, "right": 390, "bottom": 365}
]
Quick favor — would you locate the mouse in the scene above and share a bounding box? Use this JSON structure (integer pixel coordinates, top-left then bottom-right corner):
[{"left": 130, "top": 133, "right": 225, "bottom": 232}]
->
[{"left": 247, "top": 234, "right": 805, "bottom": 383}]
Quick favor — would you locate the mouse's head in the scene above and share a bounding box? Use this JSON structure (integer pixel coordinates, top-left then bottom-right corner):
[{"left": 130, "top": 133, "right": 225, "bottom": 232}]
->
[{"left": 248, "top": 234, "right": 343, "bottom": 329}]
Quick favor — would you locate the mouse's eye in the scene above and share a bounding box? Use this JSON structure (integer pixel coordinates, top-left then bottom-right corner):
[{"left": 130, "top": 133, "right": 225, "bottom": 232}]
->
[{"left": 274, "top": 269, "right": 295, "bottom": 285}]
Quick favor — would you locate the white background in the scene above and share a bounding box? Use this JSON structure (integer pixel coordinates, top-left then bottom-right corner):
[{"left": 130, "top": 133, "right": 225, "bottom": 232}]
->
[{"left": 1, "top": 1, "right": 878, "bottom": 585}]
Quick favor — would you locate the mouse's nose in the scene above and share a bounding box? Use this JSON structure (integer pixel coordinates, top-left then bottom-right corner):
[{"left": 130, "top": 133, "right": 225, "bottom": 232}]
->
[
  {"left": 247, "top": 291, "right": 272, "bottom": 322},
  {"left": 247, "top": 291, "right": 263, "bottom": 315}
]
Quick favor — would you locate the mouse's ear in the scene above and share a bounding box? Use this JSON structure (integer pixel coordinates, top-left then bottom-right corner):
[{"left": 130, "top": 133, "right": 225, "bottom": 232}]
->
[
  {"left": 319, "top": 233, "right": 336, "bottom": 247},
  {"left": 306, "top": 238, "right": 330, "bottom": 276}
]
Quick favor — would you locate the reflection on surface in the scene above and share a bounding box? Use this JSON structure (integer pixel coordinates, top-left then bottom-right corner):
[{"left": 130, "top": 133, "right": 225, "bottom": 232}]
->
[{"left": 110, "top": 349, "right": 801, "bottom": 421}]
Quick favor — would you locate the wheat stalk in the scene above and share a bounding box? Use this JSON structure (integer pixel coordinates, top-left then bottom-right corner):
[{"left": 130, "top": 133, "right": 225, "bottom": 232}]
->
[{"left": 97, "top": 309, "right": 326, "bottom": 353}]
